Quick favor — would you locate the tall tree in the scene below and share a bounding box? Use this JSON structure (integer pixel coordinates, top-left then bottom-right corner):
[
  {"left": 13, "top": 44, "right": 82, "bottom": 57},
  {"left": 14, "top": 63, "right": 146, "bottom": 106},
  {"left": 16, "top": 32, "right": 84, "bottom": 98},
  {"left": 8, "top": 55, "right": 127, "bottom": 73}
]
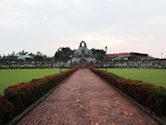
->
[
  {"left": 6, "top": 51, "right": 18, "bottom": 60},
  {"left": 91, "top": 48, "right": 105, "bottom": 62},
  {"left": 18, "top": 50, "right": 28, "bottom": 55},
  {"left": 54, "top": 47, "right": 74, "bottom": 62},
  {"left": 33, "top": 51, "right": 45, "bottom": 61}
]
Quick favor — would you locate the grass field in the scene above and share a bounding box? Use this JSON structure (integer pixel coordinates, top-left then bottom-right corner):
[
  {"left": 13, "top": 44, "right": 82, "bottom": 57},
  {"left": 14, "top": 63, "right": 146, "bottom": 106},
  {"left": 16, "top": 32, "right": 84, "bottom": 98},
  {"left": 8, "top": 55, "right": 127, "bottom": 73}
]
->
[
  {"left": 0, "top": 68, "right": 67, "bottom": 95},
  {"left": 106, "top": 68, "right": 166, "bottom": 88}
]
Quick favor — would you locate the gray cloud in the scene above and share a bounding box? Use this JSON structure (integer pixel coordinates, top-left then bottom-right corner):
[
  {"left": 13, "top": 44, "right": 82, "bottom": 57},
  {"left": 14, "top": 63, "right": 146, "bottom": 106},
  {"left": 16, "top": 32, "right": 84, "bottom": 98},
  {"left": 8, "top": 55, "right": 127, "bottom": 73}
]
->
[{"left": 0, "top": 0, "right": 166, "bottom": 58}]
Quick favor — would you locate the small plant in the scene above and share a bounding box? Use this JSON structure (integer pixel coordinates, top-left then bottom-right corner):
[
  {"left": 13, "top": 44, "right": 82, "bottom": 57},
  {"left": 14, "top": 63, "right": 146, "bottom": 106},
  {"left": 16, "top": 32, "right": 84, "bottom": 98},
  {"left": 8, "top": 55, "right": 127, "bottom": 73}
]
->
[{"left": 0, "top": 96, "right": 13, "bottom": 124}]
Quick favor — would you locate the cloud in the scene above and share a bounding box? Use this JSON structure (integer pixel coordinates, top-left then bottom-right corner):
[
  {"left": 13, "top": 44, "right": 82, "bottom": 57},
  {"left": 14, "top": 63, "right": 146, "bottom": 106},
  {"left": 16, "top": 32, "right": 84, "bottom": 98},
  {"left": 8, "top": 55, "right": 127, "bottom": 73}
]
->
[
  {"left": 150, "top": 17, "right": 166, "bottom": 27},
  {"left": 0, "top": 0, "right": 166, "bottom": 58}
]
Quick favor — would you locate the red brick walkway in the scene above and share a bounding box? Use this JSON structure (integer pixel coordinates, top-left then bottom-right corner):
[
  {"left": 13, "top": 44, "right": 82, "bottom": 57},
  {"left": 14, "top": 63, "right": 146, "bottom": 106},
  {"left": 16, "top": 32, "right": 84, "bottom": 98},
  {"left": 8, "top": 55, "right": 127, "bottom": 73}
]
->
[{"left": 17, "top": 69, "right": 159, "bottom": 125}]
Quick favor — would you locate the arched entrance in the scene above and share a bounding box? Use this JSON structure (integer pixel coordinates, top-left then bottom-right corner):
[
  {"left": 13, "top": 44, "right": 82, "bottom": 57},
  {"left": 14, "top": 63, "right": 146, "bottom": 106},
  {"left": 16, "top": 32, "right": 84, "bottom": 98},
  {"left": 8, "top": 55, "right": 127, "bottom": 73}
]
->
[{"left": 79, "top": 59, "right": 88, "bottom": 68}]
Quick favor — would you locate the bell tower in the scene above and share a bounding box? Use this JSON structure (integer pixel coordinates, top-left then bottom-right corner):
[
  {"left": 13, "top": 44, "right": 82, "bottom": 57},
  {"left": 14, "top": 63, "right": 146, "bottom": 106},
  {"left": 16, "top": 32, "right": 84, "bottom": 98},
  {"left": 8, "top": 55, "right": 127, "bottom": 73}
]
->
[{"left": 79, "top": 41, "right": 87, "bottom": 48}]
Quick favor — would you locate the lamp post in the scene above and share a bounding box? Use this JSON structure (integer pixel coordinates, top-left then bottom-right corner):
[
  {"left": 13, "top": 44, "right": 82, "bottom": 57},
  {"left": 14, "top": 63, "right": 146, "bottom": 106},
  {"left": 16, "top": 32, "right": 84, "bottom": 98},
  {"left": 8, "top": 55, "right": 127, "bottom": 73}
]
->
[
  {"left": 161, "top": 53, "right": 163, "bottom": 59},
  {"left": 58, "top": 48, "right": 62, "bottom": 73},
  {"left": 70, "top": 55, "right": 72, "bottom": 68},
  {"left": 105, "top": 46, "right": 108, "bottom": 72}
]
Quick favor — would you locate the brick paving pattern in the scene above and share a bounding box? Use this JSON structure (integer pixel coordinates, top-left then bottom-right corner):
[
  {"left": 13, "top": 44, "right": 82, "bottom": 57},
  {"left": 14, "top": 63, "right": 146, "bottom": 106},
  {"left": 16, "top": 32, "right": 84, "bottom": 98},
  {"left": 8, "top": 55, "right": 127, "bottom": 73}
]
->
[{"left": 17, "top": 69, "right": 159, "bottom": 125}]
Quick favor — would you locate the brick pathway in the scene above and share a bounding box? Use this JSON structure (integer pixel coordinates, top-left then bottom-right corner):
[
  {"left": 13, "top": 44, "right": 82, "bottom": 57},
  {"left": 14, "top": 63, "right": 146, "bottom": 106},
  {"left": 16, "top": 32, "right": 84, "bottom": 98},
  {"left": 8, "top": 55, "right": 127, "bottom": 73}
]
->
[{"left": 17, "top": 69, "right": 159, "bottom": 125}]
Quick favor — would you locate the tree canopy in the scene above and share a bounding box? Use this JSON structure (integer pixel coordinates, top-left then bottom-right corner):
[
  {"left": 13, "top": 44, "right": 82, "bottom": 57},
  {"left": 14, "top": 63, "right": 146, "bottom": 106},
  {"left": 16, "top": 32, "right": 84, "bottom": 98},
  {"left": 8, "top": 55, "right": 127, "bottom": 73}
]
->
[{"left": 54, "top": 47, "right": 74, "bottom": 62}]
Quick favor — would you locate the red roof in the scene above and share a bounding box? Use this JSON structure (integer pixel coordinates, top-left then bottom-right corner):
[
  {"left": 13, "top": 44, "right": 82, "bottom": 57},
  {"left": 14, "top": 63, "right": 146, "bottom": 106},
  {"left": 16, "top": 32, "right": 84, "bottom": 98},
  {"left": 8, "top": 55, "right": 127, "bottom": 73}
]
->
[{"left": 107, "top": 53, "right": 130, "bottom": 57}]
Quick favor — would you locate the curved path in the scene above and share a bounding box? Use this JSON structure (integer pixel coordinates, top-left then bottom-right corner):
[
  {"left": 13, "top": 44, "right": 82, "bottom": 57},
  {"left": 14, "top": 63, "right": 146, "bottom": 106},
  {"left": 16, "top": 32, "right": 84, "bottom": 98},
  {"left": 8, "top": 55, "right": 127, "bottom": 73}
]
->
[{"left": 17, "top": 69, "right": 159, "bottom": 125}]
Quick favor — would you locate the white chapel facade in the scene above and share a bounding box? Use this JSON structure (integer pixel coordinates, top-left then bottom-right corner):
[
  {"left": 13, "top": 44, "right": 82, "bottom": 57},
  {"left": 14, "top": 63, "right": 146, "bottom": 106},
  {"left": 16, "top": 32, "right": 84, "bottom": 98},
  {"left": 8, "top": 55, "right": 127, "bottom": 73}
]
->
[{"left": 71, "top": 41, "right": 96, "bottom": 67}]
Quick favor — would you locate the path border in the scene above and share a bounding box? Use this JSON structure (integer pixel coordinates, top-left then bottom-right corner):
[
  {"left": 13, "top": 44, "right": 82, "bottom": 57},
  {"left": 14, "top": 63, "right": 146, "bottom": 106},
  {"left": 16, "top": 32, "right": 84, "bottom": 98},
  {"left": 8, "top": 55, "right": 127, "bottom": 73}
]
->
[
  {"left": 7, "top": 77, "right": 70, "bottom": 125},
  {"left": 91, "top": 70, "right": 166, "bottom": 125}
]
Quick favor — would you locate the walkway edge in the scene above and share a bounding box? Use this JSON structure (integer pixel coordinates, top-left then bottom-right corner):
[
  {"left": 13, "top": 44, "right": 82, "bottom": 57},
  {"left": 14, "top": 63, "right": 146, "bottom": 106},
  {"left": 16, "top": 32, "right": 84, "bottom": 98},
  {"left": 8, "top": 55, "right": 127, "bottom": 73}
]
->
[
  {"left": 107, "top": 80, "right": 166, "bottom": 125},
  {"left": 91, "top": 70, "right": 166, "bottom": 125},
  {"left": 7, "top": 78, "right": 67, "bottom": 125}
]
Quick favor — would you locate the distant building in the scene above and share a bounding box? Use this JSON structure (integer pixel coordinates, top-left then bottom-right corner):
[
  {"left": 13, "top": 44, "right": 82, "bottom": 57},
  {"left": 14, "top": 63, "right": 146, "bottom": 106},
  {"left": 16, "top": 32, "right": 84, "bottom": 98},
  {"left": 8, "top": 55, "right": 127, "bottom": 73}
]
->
[
  {"left": 107, "top": 52, "right": 150, "bottom": 61},
  {"left": 17, "top": 54, "right": 33, "bottom": 61},
  {"left": 72, "top": 41, "right": 96, "bottom": 67},
  {"left": 105, "top": 52, "right": 166, "bottom": 68}
]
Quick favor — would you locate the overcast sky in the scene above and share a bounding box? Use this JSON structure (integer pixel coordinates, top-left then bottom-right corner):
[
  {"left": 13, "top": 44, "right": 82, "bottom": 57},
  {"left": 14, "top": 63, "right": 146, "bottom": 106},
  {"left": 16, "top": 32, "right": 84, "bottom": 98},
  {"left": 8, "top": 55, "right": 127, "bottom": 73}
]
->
[{"left": 0, "top": 0, "right": 166, "bottom": 58}]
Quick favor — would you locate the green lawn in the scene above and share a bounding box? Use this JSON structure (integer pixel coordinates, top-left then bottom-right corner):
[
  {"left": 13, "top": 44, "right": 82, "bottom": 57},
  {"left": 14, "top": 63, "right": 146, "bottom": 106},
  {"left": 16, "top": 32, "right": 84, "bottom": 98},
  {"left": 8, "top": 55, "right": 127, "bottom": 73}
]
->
[
  {"left": 106, "top": 68, "right": 166, "bottom": 88},
  {"left": 0, "top": 68, "right": 67, "bottom": 95}
]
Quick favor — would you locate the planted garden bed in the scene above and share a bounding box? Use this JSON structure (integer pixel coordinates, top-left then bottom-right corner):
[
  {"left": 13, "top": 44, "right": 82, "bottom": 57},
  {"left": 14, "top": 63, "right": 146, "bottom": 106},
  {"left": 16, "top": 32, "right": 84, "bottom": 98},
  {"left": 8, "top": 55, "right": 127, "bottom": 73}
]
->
[
  {"left": 0, "top": 67, "right": 77, "bottom": 124},
  {"left": 90, "top": 67, "right": 166, "bottom": 120}
]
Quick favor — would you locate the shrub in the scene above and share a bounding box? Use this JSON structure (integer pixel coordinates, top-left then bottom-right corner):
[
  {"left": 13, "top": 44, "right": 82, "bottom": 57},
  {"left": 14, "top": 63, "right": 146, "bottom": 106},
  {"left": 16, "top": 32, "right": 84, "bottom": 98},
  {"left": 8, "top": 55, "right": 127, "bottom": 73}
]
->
[
  {"left": 0, "top": 96, "right": 13, "bottom": 124},
  {"left": 0, "top": 67, "right": 77, "bottom": 124},
  {"left": 90, "top": 67, "right": 166, "bottom": 117}
]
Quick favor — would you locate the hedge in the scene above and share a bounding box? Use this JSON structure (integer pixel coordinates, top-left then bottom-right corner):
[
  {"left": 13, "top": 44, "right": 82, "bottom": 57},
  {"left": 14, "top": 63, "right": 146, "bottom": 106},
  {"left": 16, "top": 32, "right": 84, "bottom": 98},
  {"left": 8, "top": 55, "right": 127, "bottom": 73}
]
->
[
  {"left": 90, "top": 67, "right": 166, "bottom": 118},
  {"left": 0, "top": 67, "right": 78, "bottom": 124}
]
